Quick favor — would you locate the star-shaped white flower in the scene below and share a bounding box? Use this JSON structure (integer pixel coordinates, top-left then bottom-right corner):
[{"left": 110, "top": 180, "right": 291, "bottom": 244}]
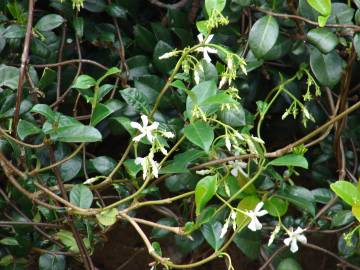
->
[
  {"left": 228, "top": 160, "right": 247, "bottom": 177},
  {"left": 196, "top": 34, "right": 217, "bottom": 63},
  {"left": 283, "top": 227, "right": 307, "bottom": 253},
  {"left": 246, "top": 202, "right": 268, "bottom": 231},
  {"left": 130, "top": 115, "right": 159, "bottom": 143}
]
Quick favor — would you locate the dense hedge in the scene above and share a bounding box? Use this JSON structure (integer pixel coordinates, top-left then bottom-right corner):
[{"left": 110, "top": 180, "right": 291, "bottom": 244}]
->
[{"left": 0, "top": 0, "right": 359, "bottom": 269}]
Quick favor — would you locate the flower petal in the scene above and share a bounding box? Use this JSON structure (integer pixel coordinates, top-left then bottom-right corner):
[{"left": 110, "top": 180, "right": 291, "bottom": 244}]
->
[
  {"left": 133, "top": 133, "right": 145, "bottom": 142},
  {"left": 141, "top": 115, "right": 149, "bottom": 127},
  {"left": 283, "top": 237, "right": 292, "bottom": 247},
  {"left": 130, "top": 122, "right": 143, "bottom": 130},
  {"left": 297, "top": 235, "right": 307, "bottom": 244},
  {"left": 205, "top": 34, "right": 214, "bottom": 43},
  {"left": 257, "top": 210, "right": 268, "bottom": 217},
  {"left": 290, "top": 239, "right": 299, "bottom": 253},
  {"left": 255, "top": 202, "right": 264, "bottom": 212},
  {"left": 230, "top": 168, "right": 238, "bottom": 177},
  {"left": 203, "top": 51, "right": 212, "bottom": 63},
  {"left": 197, "top": 33, "right": 204, "bottom": 42}
]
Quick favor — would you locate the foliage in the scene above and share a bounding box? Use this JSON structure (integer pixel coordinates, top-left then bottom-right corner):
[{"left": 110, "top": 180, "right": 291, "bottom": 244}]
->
[{"left": 0, "top": 0, "right": 359, "bottom": 269}]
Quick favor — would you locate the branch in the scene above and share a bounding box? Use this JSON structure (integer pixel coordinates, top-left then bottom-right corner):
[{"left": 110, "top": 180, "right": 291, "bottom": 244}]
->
[
  {"left": 253, "top": 6, "right": 360, "bottom": 32},
  {"left": 12, "top": 0, "right": 35, "bottom": 136}
]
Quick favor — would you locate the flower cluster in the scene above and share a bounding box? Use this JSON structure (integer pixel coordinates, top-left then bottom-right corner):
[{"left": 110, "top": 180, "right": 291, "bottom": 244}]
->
[{"left": 130, "top": 115, "right": 174, "bottom": 180}]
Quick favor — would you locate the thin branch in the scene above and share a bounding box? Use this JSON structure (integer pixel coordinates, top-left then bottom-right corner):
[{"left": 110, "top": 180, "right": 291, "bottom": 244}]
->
[{"left": 12, "top": 0, "right": 35, "bottom": 136}]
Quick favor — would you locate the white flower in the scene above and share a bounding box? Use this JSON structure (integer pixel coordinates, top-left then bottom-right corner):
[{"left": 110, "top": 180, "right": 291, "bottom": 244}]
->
[
  {"left": 225, "top": 136, "right": 232, "bottom": 151},
  {"left": 246, "top": 202, "right": 268, "bottom": 232},
  {"left": 196, "top": 169, "right": 212, "bottom": 175},
  {"left": 220, "top": 219, "right": 230, "bottom": 239},
  {"left": 135, "top": 157, "right": 148, "bottom": 179},
  {"left": 135, "top": 153, "right": 160, "bottom": 180},
  {"left": 130, "top": 115, "right": 159, "bottom": 143},
  {"left": 159, "top": 51, "right": 178, "bottom": 60},
  {"left": 196, "top": 34, "right": 217, "bottom": 63},
  {"left": 219, "top": 75, "right": 227, "bottom": 89},
  {"left": 161, "top": 131, "right": 175, "bottom": 138},
  {"left": 228, "top": 160, "right": 247, "bottom": 177},
  {"left": 268, "top": 224, "right": 281, "bottom": 246},
  {"left": 283, "top": 227, "right": 307, "bottom": 253},
  {"left": 193, "top": 63, "right": 203, "bottom": 84},
  {"left": 230, "top": 210, "right": 237, "bottom": 231}
]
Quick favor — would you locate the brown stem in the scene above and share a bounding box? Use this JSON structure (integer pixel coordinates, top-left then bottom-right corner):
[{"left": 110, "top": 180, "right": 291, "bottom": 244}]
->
[
  {"left": 12, "top": 0, "right": 35, "bottom": 136},
  {"left": 47, "top": 146, "right": 95, "bottom": 270}
]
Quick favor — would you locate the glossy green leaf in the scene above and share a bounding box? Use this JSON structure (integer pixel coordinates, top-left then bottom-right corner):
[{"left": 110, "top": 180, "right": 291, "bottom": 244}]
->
[
  {"left": 31, "top": 104, "right": 56, "bottom": 123},
  {"left": 48, "top": 125, "right": 102, "bottom": 143},
  {"left": 277, "top": 186, "right": 316, "bottom": 216},
  {"left": 306, "top": 0, "right": 331, "bottom": 16},
  {"left": 233, "top": 229, "right": 261, "bottom": 260},
  {"left": 264, "top": 197, "right": 288, "bottom": 217},
  {"left": 307, "top": 28, "right": 338, "bottom": 53},
  {"left": 184, "top": 121, "right": 214, "bottom": 152},
  {"left": 201, "top": 221, "right": 224, "bottom": 250},
  {"left": 89, "top": 156, "right": 117, "bottom": 175},
  {"left": 195, "top": 175, "right": 217, "bottom": 216},
  {"left": 56, "top": 230, "right": 79, "bottom": 252},
  {"left": 90, "top": 103, "right": 113, "bottom": 126},
  {"left": 269, "top": 154, "right": 308, "bottom": 169},
  {"left": 0, "top": 65, "right": 19, "bottom": 90},
  {"left": 0, "top": 237, "right": 18, "bottom": 246},
  {"left": 120, "top": 88, "right": 150, "bottom": 114},
  {"left": 205, "top": 0, "right": 226, "bottom": 15},
  {"left": 236, "top": 196, "right": 260, "bottom": 227},
  {"left": 72, "top": 16, "right": 84, "bottom": 38},
  {"left": 35, "top": 14, "right": 65, "bottom": 31},
  {"left": 70, "top": 185, "right": 93, "bottom": 209},
  {"left": 310, "top": 48, "right": 343, "bottom": 87},
  {"left": 330, "top": 180, "right": 360, "bottom": 206},
  {"left": 96, "top": 208, "right": 118, "bottom": 226},
  {"left": 105, "top": 3, "right": 127, "bottom": 18},
  {"left": 17, "top": 119, "right": 41, "bottom": 140},
  {"left": 39, "top": 254, "right": 65, "bottom": 270},
  {"left": 277, "top": 258, "right": 303, "bottom": 270},
  {"left": 249, "top": 16, "right": 279, "bottom": 58},
  {"left": 352, "top": 205, "right": 360, "bottom": 222},
  {"left": 331, "top": 210, "right": 355, "bottom": 227},
  {"left": 71, "top": 75, "right": 96, "bottom": 90}
]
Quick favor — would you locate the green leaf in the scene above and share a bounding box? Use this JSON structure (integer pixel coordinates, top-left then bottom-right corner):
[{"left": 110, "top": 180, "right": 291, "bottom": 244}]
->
[
  {"left": 71, "top": 75, "right": 96, "bottom": 90},
  {"left": 90, "top": 103, "right": 113, "bottom": 126},
  {"left": 17, "top": 119, "right": 41, "bottom": 140},
  {"left": 202, "top": 92, "right": 237, "bottom": 106},
  {"left": 160, "top": 149, "right": 205, "bottom": 174},
  {"left": 120, "top": 88, "right": 150, "bottom": 114},
  {"left": 96, "top": 208, "right": 118, "bottom": 226},
  {"left": 60, "top": 156, "right": 82, "bottom": 182},
  {"left": 186, "top": 80, "right": 218, "bottom": 117},
  {"left": 48, "top": 125, "right": 102, "bottom": 143},
  {"left": 153, "top": 41, "right": 177, "bottom": 75},
  {"left": 277, "top": 258, "right": 303, "bottom": 270},
  {"left": 264, "top": 197, "right": 288, "bottom": 217},
  {"left": 0, "top": 237, "right": 19, "bottom": 246},
  {"left": 205, "top": 0, "right": 226, "bottom": 15},
  {"left": 233, "top": 229, "right": 261, "bottom": 260},
  {"left": 89, "top": 156, "right": 117, "bottom": 175},
  {"left": 35, "top": 14, "right": 65, "bottom": 31},
  {"left": 39, "top": 254, "right": 65, "bottom": 270},
  {"left": 195, "top": 175, "right": 217, "bottom": 216},
  {"left": 201, "top": 221, "right": 224, "bottom": 250},
  {"left": 276, "top": 186, "right": 316, "bottom": 216},
  {"left": 105, "top": 3, "right": 127, "bottom": 18},
  {"left": 352, "top": 205, "right": 360, "bottom": 222},
  {"left": 306, "top": 0, "right": 331, "bottom": 16},
  {"left": 307, "top": 28, "right": 338, "bottom": 53},
  {"left": 249, "top": 16, "right": 279, "bottom": 58},
  {"left": 56, "top": 230, "right": 79, "bottom": 252},
  {"left": 184, "top": 121, "right": 214, "bottom": 152},
  {"left": 72, "top": 16, "right": 84, "bottom": 38},
  {"left": 70, "top": 185, "right": 93, "bottom": 209},
  {"left": 236, "top": 196, "right": 260, "bottom": 227},
  {"left": 38, "top": 68, "right": 56, "bottom": 89},
  {"left": 269, "top": 154, "right": 308, "bottom": 169},
  {"left": 310, "top": 48, "right": 344, "bottom": 87},
  {"left": 354, "top": 34, "right": 360, "bottom": 59},
  {"left": 0, "top": 65, "right": 19, "bottom": 90},
  {"left": 134, "top": 25, "right": 156, "bottom": 53},
  {"left": 331, "top": 210, "right": 355, "bottom": 227},
  {"left": 31, "top": 104, "right": 56, "bottom": 123},
  {"left": 218, "top": 103, "right": 246, "bottom": 127},
  {"left": 330, "top": 180, "right": 360, "bottom": 206}
]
